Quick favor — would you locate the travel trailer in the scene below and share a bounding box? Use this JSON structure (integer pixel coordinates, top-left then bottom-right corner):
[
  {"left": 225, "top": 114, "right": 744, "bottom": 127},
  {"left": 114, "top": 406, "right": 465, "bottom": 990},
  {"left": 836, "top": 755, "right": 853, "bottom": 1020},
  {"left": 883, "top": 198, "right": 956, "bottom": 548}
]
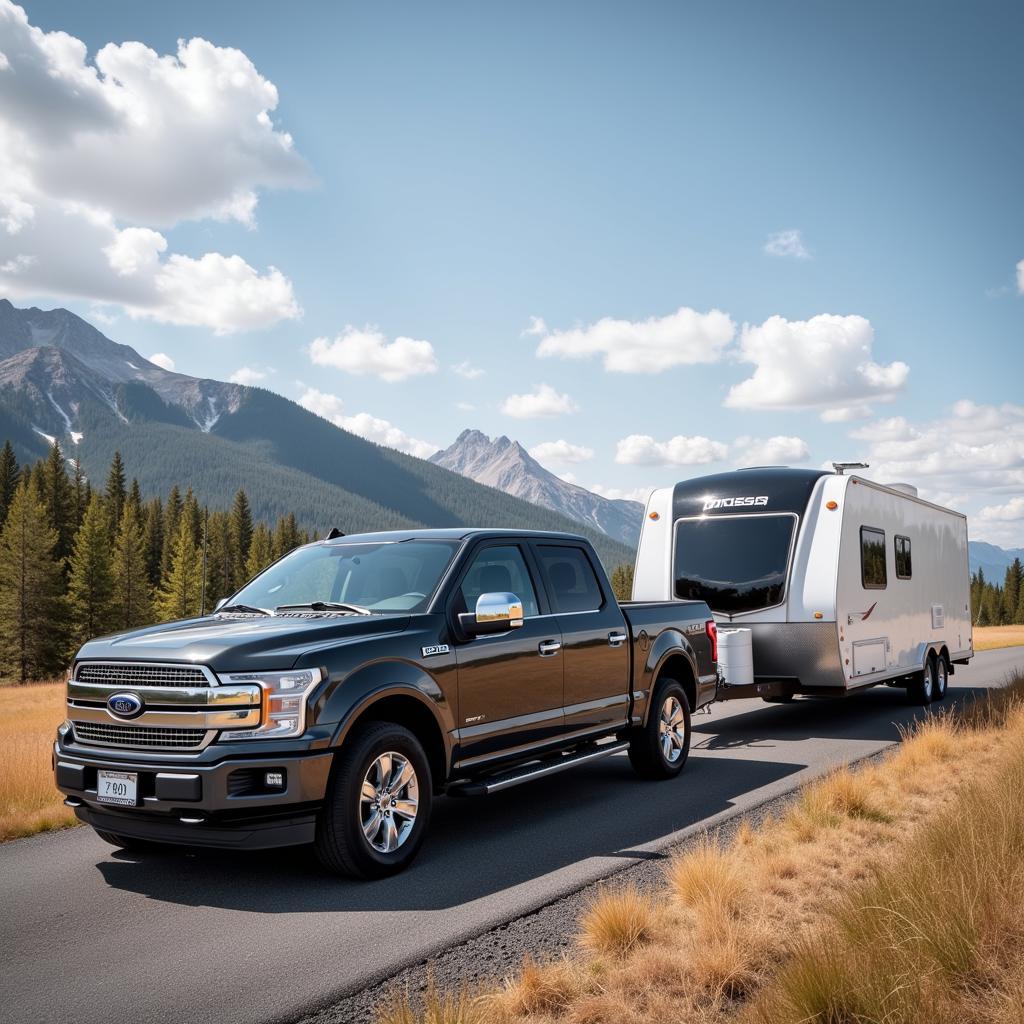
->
[{"left": 633, "top": 466, "right": 972, "bottom": 705}]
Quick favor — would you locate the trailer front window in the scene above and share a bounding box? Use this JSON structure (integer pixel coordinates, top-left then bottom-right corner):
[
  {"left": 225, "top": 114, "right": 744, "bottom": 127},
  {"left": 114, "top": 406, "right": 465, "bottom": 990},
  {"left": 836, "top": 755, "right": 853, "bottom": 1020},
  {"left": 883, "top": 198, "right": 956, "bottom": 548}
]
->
[{"left": 673, "top": 514, "right": 796, "bottom": 614}]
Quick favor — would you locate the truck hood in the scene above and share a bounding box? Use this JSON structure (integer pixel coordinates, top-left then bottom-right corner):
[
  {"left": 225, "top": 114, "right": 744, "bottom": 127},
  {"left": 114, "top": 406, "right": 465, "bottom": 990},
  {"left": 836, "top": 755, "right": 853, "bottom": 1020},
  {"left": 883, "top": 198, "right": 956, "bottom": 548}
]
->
[{"left": 74, "top": 612, "right": 412, "bottom": 673}]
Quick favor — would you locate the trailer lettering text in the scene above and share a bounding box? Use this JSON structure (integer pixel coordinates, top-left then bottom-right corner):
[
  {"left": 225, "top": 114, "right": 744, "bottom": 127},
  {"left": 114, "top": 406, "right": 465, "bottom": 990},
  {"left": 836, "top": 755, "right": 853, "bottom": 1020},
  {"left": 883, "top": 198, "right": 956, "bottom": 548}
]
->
[{"left": 702, "top": 495, "right": 769, "bottom": 511}]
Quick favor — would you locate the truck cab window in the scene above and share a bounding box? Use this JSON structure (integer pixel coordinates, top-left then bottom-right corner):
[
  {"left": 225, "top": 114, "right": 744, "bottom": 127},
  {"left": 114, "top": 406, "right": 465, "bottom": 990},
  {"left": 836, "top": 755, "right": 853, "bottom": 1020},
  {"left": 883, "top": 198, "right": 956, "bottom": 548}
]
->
[
  {"left": 895, "top": 535, "right": 912, "bottom": 579},
  {"left": 459, "top": 545, "right": 539, "bottom": 618},
  {"left": 537, "top": 545, "right": 604, "bottom": 613},
  {"left": 861, "top": 527, "right": 887, "bottom": 589}
]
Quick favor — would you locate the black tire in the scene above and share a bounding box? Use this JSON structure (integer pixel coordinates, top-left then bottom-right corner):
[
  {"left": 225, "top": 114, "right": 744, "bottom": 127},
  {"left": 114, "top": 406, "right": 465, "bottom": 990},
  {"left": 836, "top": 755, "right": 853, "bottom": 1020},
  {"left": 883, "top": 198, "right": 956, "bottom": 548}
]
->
[
  {"left": 628, "top": 678, "right": 691, "bottom": 780},
  {"left": 933, "top": 653, "right": 949, "bottom": 701},
  {"left": 907, "top": 655, "right": 936, "bottom": 706},
  {"left": 315, "top": 721, "right": 432, "bottom": 879},
  {"left": 93, "top": 829, "right": 158, "bottom": 853}
]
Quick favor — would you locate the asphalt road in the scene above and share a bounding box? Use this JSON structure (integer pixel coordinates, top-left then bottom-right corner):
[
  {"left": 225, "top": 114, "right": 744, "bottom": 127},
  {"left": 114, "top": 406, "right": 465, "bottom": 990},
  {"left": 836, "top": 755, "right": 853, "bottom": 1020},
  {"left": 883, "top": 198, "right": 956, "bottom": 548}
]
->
[{"left": 3, "top": 647, "right": 1023, "bottom": 1024}]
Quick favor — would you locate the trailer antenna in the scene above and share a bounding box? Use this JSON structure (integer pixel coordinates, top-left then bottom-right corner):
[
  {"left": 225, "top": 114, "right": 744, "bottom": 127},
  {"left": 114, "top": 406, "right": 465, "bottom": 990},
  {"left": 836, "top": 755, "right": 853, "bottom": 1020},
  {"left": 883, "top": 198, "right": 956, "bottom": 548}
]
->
[{"left": 832, "top": 461, "right": 870, "bottom": 475}]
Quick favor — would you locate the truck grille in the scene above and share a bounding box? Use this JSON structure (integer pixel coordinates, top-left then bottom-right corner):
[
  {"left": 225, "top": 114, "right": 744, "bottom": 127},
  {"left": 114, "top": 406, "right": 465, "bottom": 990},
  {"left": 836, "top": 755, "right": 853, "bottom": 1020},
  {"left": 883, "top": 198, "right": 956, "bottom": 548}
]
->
[
  {"left": 73, "top": 721, "right": 209, "bottom": 749},
  {"left": 76, "top": 663, "right": 211, "bottom": 688}
]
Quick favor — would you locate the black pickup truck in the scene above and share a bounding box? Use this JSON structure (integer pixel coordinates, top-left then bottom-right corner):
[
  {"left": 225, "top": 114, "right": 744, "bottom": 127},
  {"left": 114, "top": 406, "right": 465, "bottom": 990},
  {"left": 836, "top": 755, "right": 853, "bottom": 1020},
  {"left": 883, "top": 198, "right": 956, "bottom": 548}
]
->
[{"left": 55, "top": 529, "right": 717, "bottom": 877}]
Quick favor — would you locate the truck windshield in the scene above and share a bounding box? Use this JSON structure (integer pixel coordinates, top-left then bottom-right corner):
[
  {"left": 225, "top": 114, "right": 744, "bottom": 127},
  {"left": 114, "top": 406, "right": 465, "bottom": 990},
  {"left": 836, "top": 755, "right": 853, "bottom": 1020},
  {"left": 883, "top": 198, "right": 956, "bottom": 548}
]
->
[
  {"left": 673, "top": 515, "right": 796, "bottom": 614},
  {"left": 230, "top": 540, "right": 459, "bottom": 614}
]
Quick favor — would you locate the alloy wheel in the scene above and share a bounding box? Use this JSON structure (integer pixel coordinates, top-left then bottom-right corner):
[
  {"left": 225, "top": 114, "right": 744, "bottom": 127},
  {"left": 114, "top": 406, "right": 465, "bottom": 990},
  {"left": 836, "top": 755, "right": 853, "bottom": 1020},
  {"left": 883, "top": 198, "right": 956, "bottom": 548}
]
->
[
  {"left": 658, "top": 695, "right": 687, "bottom": 763},
  {"left": 359, "top": 751, "right": 419, "bottom": 854}
]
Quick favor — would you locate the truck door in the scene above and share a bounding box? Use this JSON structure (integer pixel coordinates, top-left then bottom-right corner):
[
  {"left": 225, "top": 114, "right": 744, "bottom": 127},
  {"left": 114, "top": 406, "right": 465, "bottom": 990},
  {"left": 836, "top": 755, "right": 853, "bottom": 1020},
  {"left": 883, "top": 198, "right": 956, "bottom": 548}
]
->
[
  {"left": 533, "top": 542, "right": 630, "bottom": 736},
  {"left": 453, "top": 542, "right": 565, "bottom": 765}
]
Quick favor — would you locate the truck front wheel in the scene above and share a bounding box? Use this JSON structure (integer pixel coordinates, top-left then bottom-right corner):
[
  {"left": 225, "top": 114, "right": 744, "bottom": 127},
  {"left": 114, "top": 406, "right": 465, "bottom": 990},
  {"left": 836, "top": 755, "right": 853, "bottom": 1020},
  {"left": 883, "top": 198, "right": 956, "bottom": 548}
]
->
[
  {"left": 315, "top": 721, "right": 432, "bottom": 878},
  {"left": 628, "top": 679, "right": 691, "bottom": 780}
]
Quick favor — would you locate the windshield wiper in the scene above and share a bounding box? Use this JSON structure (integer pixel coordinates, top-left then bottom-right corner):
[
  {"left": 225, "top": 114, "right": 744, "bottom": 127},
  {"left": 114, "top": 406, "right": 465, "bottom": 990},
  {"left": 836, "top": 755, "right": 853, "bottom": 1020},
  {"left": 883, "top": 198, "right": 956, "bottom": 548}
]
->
[
  {"left": 275, "top": 601, "right": 371, "bottom": 615},
  {"left": 216, "top": 603, "right": 271, "bottom": 616}
]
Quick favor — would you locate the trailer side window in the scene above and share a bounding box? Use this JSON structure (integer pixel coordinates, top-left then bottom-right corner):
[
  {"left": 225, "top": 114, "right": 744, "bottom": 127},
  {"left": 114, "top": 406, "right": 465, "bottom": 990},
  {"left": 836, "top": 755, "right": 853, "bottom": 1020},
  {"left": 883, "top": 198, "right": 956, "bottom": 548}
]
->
[
  {"left": 860, "top": 527, "right": 887, "bottom": 589},
  {"left": 895, "top": 535, "right": 912, "bottom": 579}
]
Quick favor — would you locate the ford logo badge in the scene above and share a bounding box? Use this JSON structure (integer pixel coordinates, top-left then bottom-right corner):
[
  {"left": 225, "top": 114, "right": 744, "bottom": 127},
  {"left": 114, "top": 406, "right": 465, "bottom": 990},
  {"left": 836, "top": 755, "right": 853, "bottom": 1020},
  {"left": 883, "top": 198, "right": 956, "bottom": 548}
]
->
[{"left": 107, "top": 692, "right": 144, "bottom": 719}]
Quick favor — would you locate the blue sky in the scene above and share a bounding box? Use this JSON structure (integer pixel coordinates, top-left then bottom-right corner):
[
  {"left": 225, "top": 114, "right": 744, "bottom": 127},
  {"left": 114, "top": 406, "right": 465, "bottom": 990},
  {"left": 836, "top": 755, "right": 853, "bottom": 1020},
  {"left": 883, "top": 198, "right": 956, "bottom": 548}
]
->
[{"left": 3, "top": 1, "right": 1023, "bottom": 543}]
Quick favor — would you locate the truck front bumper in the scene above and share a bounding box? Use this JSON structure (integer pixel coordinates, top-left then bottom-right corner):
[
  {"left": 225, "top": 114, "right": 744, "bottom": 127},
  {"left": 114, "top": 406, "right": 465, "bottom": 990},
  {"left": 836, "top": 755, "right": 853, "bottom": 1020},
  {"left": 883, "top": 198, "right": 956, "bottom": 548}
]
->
[{"left": 54, "top": 739, "right": 334, "bottom": 850}]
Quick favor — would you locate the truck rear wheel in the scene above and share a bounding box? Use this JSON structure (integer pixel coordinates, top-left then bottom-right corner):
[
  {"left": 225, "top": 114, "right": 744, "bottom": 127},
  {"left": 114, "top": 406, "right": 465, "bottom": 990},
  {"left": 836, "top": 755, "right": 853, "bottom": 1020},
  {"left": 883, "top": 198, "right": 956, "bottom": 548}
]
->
[
  {"left": 315, "top": 721, "right": 432, "bottom": 879},
  {"left": 628, "top": 679, "right": 691, "bottom": 780},
  {"left": 907, "top": 655, "right": 936, "bottom": 706}
]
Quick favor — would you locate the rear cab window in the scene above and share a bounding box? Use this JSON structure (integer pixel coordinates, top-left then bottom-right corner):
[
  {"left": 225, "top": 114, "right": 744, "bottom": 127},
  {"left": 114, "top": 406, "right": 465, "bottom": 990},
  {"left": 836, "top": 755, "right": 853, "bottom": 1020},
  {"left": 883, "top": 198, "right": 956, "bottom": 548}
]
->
[{"left": 536, "top": 545, "right": 604, "bottom": 613}]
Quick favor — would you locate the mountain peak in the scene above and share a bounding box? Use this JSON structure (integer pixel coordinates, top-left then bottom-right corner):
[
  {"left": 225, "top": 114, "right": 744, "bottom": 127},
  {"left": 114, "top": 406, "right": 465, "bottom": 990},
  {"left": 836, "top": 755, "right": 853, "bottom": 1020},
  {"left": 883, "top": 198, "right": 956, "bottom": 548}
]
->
[{"left": 430, "top": 428, "right": 643, "bottom": 546}]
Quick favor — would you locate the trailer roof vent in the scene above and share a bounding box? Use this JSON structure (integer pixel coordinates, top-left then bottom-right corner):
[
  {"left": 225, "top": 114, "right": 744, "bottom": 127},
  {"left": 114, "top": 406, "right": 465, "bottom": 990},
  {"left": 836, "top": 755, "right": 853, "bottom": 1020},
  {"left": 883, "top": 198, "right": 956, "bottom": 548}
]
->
[
  {"left": 832, "top": 461, "right": 869, "bottom": 475},
  {"left": 885, "top": 482, "right": 919, "bottom": 497}
]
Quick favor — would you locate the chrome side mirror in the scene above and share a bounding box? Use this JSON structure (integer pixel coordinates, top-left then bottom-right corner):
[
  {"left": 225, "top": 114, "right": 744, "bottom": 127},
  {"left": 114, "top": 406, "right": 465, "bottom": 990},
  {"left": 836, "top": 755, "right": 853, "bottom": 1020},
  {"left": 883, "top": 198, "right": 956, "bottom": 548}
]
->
[
  {"left": 214, "top": 597, "right": 228, "bottom": 612},
  {"left": 458, "top": 592, "right": 525, "bottom": 636}
]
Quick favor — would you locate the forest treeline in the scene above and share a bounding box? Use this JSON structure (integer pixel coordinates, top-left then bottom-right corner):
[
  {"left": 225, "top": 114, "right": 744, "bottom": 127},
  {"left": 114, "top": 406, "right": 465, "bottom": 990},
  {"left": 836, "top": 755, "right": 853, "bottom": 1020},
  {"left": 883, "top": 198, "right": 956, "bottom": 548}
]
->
[
  {"left": 0, "top": 439, "right": 315, "bottom": 682},
  {"left": 971, "top": 562, "right": 1024, "bottom": 627}
]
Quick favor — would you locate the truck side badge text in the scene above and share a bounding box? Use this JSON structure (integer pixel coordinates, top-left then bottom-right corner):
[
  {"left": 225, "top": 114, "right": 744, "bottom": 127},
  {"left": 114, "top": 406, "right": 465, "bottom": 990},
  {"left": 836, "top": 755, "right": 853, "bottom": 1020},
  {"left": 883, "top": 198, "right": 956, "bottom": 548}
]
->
[{"left": 422, "top": 644, "right": 451, "bottom": 657}]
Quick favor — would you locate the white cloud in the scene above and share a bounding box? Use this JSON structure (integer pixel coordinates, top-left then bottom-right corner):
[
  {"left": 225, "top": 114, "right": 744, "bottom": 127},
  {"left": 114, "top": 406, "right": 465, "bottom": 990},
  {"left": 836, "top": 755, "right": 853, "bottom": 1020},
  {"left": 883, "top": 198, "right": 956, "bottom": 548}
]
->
[
  {"left": 558, "top": 471, "right": 578, "bottom": 484},
  {"left": 529, "top": 439, "right": 594, "bottom": 466},
  {"left": 229, "top": 365, "right": 273, "bottom": 385},
  {"left": 534, "top": 306, "right": 735, "bottom": 373},
  {"left": 734, "top": 435, "right": 810, "bottom": 465},
  {"left": 764, "top": 229, "right": 811, "bottom": 259},
  {"left": 821, "top": 405, "right": 872, "bottom": 423},
  {"left": 848, "top": 400, "right": 1024, "bottom": 543},
  {"left": 297, "top": 387, "right": 436, "bottom": 459},
  {"left": 308, "top": 326, "right": 438, "bottom": 382},
  {"left": 456, "top": 401, "right": 476, "bottom": 412},
  {"left": 522, "top": 316, "right": 547, "bottom": 336},
  {"left": 725, "top": 314, "right": 909, "bottom": 412},
  {"left": 590, "top": 483, "right": 655, "bottom": 504},
  {"left": 1017, "top": 259, "right": 1024, "bottom": 295},
  {"left": 615, "top": 434, "right": 728, "bottom": 466},
  {"left": 148, "top": 352, "right": 175, "bottom": 372},
  {"left": 0, "top": 2, "right": 306, "bottom": 331},
  {"left": 500, "top": 383, "right": 578, "bottom": 419},
  {"left": 977, "top": 496, "right": 1024, "bottom": 524},
  {"left": 452, "top": 361, "right": 485, "bottom": 380}
]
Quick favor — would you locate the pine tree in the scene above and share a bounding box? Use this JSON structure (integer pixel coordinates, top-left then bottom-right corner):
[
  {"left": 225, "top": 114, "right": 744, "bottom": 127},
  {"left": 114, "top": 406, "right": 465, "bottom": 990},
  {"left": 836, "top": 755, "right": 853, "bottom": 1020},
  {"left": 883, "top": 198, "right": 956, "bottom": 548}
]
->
[
  {"left": 183, "top": 489, "right": 203, "bottom": 549},
  {"left": 105, "top": 451, "right": 127, "bottom": 536},
  {"left": 161, "top": 485, "right": 183, "bottom": 579},
  {"left": 246, "top": 522, "right": 275, "bottom": 580},
  {"left": 143, "top": 497, "right": 164, "bottom": 588},
  {"left": 0, "top": 478, "right": 67, "bottom": 681},
  {"left": 0, "top": 440, "right": 19, "bottom": 527},
  {"left": 272, "top": 512, "right": 301, "bottom": 560},
  {"left": 1003, "top": 559, "right": 1023, "bottom": 626},
  {"left": 112, "top": 502, "right": 154, "bottom": 631},
  {"left": 67, "top": 494, "right": 116, "bottom": 650},
  {"left": 156, "top": 515, "right": 202, "bottom": 621},
  {"left": 70, "top": 457, "right": 87, "bottom": 533},
  {"left": 230, "top": 489, "right": 254, "bottom": 581},
  {"left": 205, "top": 511, "right": 236, "bottom": 606},
  {"left": 126, "top": 478, "right": 143, "bottom": 518},
  {"left": 40, "top": 440, "right": 75, "bottom": 563},
  {"left": 610, "top": 562, "right": 634, "bottom": 602}
]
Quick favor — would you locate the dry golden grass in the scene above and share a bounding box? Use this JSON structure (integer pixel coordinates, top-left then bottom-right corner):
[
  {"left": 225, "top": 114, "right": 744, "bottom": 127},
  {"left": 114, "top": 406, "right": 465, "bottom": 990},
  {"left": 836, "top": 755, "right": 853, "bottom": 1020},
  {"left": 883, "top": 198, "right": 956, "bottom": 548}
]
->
[
  {"left": 380, "top": 674, "right": 1024, "bottom": 1024},
  {"left": 0, "top": 680, "right": 76, "bottom": 841},
  {"left": 974, "top": 624, "right": 1024, "bottom": 651}
]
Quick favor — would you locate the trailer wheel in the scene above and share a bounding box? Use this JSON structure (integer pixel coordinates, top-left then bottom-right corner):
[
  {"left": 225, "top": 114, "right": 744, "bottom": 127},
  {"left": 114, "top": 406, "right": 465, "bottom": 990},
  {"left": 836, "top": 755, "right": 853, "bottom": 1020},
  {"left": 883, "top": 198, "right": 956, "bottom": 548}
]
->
[
  {"left": 629, "top": 679, "right": 691, "bottom": 780},
  {"left": 933, "top": 654, "right": 949, "bottom": 701},
  {"left": 315, "top": 721, "right": 432, "bottom": 879},
  {"left": 907, "top": 655, "right": 936, "bottom": 706}
]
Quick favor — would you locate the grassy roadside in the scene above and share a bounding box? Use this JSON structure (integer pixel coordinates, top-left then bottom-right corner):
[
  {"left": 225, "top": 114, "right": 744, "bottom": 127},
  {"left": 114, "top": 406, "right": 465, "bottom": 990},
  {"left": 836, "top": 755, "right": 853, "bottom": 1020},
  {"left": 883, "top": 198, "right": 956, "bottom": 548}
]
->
[
  {"left": 974, "top": 624, "right": 1024, "bottom": 651},
  {"left": 0, "top": 681, "right": 75, "bottom": 841},
  {"left": 380, "top": 673, "right": 1024, "bottom": 1024}
]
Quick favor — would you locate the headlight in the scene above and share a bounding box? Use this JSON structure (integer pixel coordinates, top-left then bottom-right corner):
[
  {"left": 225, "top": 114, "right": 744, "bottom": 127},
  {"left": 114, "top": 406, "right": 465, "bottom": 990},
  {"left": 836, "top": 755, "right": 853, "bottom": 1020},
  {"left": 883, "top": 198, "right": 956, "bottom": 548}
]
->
[{"left": 218, "top": 668, "right": 323, "bottom": 741}]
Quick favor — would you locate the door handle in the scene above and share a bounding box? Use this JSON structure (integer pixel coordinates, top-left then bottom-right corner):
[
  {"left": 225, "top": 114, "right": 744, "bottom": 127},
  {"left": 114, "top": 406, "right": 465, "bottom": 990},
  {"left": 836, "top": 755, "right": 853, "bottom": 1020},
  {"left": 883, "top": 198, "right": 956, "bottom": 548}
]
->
[
  {"left": 608, "top": 631, "right": 627, "bottom": 647},
  {"left": 538, "top": 639, "right": 562, "bottom": 657}
]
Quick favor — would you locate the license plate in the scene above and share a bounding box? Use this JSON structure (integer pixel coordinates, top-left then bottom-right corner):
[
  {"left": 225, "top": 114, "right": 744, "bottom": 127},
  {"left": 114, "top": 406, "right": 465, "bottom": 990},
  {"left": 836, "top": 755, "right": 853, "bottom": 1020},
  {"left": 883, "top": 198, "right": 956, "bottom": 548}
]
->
[{"left": 97, "top": 770, "right": 138, "bottom": 807}]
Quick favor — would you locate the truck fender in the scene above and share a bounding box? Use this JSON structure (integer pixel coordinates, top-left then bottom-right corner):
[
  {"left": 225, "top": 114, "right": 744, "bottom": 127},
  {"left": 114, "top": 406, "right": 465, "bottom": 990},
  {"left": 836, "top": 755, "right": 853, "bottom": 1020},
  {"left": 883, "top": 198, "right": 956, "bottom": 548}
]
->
[
  {"left": 322, "top": 660, "right": 455, "bottom": 768},
  {"left": 637, "top": 629, "right": 701, "bottom": 726}
]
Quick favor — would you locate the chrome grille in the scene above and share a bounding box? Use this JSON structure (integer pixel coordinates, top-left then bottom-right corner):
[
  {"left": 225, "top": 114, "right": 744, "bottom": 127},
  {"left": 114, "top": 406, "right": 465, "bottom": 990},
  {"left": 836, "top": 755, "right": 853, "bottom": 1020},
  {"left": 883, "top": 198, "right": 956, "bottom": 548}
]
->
[
  {"left": 73, "top": 721, "right": 208, "bottom": 749},
  {"left": 76, "top": 663, "right": 210, "bottom": 688}
]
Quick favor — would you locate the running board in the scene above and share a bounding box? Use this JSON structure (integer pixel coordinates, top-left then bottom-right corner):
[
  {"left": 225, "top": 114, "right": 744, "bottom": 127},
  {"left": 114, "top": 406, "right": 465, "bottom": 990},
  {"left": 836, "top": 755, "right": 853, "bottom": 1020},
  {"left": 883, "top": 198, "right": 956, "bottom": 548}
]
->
[{"left": 447, "top": 740, "right": 629, "bottom": 797}]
